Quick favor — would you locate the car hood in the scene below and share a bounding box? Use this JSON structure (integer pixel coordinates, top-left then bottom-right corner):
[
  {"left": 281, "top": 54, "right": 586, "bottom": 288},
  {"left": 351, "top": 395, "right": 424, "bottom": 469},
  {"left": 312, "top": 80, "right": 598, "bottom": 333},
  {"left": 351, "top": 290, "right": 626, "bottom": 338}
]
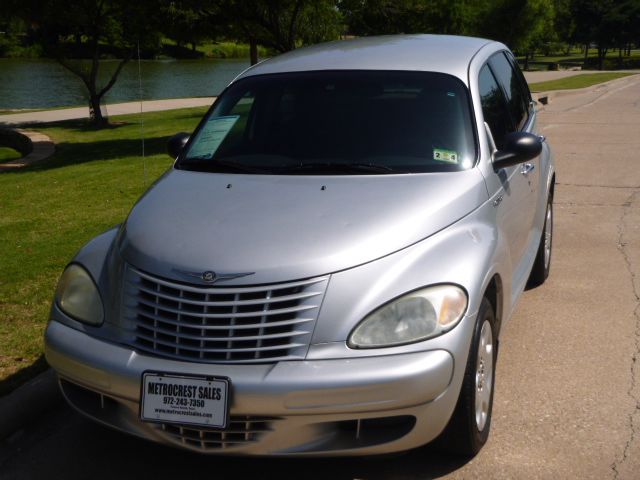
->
[{"left": 118, "top": 169, "right": 488, "bottom": 285}]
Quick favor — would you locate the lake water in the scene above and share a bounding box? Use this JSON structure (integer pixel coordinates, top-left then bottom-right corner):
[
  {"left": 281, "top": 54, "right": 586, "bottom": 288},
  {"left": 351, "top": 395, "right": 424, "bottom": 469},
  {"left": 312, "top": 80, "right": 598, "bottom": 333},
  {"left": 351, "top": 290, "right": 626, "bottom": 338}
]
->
[{"left": 0, "top": 58, "right": 251, "bottom": 109}]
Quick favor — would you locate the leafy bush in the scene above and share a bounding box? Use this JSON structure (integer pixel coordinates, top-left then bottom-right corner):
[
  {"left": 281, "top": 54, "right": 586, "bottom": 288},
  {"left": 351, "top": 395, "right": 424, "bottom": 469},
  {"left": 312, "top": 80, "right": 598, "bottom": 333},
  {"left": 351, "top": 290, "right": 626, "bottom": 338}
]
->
[{"left": 0, "top": 35, "right": 44, "bottom": 58}]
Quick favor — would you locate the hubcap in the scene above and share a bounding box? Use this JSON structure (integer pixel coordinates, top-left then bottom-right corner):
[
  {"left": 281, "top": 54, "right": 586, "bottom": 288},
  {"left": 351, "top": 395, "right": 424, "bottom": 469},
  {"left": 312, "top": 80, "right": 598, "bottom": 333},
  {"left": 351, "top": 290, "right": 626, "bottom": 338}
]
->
[
  {"left": 475, "top": 320, "right": 494, "bottom": 432},
  {"left": 544, "top": 202, "right": 553, "bottom": 270}
]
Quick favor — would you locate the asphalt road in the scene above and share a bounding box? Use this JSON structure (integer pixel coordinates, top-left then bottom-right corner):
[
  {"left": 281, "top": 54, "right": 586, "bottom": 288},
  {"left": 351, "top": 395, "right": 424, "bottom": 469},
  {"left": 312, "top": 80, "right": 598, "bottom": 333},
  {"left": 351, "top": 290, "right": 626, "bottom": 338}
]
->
[{"left": 1, "top": 75, "right": 639, "bottom": 479}]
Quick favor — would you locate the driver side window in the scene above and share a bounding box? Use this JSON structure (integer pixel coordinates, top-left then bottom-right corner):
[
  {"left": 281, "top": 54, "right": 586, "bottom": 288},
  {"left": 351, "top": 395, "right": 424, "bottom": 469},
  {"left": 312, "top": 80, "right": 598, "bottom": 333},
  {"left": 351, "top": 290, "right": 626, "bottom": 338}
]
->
[{"left": 478, "top": 64, "right": 511, "bottom": 150}]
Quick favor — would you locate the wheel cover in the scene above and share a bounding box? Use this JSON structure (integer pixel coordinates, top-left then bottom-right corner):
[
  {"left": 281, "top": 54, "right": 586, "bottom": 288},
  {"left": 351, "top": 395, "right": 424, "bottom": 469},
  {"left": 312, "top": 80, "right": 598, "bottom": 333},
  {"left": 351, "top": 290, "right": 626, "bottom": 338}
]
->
[
  {"left": 544, "top": 202, "right": 553, "bottom": 270},
  {"left": 475, "top": 320, "right": 494, "bottom": 432}
]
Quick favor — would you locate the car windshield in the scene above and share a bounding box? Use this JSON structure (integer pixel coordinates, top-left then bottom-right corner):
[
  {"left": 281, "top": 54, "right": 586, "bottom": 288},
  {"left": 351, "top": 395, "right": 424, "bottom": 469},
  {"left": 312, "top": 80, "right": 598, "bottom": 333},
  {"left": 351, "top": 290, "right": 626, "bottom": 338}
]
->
[{"left": 177, "top": 70, "right": 476, "bottom": 175}]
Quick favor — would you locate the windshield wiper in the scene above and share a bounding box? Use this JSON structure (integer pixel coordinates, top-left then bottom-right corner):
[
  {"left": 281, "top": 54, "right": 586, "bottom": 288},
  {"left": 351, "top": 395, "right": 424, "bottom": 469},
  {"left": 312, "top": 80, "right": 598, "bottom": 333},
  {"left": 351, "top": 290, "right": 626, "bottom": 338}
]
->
[
  {"left": 178, "top": 158, "right": 270, "bottom": 174},
  {"left": 278, "top": 162, "right": 402, "bottom": 175}
]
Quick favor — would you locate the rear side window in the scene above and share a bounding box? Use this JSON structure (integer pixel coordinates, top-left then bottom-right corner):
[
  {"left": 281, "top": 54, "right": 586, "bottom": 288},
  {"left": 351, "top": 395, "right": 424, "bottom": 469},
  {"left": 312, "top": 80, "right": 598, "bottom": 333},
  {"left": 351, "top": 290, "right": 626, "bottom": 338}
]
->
[
  {"left": 488, "top": 52, "right": 530, "bottom": 130},
  {"left": 479, "top": 65, "right": 510, "bottom": 149},
  {"left": 505, "top": 53, "right": 532, "bottom": 105}
]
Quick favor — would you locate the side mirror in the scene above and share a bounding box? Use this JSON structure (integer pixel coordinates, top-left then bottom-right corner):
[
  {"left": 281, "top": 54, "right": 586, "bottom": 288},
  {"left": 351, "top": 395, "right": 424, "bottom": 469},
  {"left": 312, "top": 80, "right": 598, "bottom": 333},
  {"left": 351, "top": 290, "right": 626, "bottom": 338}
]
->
[
  {"left": 167, "top": 132, "right": 190, "bottom": 159},
  {"left": 492, "top": 132, "right": 542, "bottom": 169}
]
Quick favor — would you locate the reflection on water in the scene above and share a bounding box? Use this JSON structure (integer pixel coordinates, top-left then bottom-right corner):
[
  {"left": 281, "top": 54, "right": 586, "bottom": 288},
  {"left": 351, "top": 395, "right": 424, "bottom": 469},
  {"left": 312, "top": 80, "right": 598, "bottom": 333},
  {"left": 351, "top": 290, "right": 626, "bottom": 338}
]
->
[{"left": 0, "top": 58, "right": 251, "bottom": 109}]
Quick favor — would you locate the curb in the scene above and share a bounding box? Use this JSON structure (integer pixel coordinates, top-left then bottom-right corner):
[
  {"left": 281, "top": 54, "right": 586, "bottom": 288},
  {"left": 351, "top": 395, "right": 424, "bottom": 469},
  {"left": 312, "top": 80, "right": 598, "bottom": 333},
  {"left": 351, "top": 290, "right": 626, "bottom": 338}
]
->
[
  {"left": 0, "top": 128, "right": 56, "bottom": 171},
  {"left": 0, "top": 369, "right": 62, "bottom": 441},
  {"left": 532, "top": 72, "right": 640, "bottom": 106}
]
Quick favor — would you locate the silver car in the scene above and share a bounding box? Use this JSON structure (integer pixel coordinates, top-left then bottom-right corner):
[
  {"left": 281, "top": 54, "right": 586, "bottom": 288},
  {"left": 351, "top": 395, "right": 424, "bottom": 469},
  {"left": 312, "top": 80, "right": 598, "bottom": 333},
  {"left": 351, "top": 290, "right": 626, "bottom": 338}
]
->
[{"left": 45, "top": 35, "right": 554, "bottom": 457}]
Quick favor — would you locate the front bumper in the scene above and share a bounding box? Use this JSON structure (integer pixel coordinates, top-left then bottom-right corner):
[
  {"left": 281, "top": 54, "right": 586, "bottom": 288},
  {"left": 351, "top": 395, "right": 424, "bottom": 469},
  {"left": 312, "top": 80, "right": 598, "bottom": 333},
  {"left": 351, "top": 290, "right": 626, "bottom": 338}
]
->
[{"left": 45, "top": 320, "right": 462, "bottom": 456}]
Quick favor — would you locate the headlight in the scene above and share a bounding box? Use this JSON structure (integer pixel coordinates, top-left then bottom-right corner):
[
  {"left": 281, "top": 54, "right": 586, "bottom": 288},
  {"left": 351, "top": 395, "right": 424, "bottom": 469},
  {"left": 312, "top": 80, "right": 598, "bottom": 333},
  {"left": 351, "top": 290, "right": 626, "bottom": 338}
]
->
[
  {"left": 348, "top": 285, "right": 467, "bottom": 348},
  {"left": 55, "top": 264, "right": 104, "bottom": 325}
]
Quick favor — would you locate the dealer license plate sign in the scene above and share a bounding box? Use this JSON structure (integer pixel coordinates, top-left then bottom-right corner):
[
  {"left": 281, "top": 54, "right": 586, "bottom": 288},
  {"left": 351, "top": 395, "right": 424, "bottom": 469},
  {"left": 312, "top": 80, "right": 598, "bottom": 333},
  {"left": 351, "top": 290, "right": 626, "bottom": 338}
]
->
[{"left": 141, "top": 373, "right": 229, "bottom": 428}]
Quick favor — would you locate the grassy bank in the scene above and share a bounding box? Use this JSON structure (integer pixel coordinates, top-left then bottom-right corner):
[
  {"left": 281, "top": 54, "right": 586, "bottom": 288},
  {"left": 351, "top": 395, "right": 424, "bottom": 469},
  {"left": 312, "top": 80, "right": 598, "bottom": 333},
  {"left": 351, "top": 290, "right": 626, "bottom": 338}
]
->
[
  {"left": 528, "top": 72, "right": 635, "bottom": 92},
  {"left": 199, "top": 41, "right": 271, "bottom": 59},
  {"left": 1, "top": 37, "right": 264, "bottom": 60},
  {"left": 0, "top": 106, "right": 207, "bottom": 396}
]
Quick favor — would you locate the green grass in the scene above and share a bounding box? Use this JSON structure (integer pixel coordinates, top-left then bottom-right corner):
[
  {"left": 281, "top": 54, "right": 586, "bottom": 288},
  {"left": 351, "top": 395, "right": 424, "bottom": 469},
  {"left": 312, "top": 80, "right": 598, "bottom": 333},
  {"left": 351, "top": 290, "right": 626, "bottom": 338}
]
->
[
  {"left": 199, "top": 41, "right": 271, "bottom": 59},
  {"left": 528, "top": 72, "right": 636, "bottom": 92},
  {"left": 0, "top": 106, "right": 76, "bottom": 115},
  {"left": 0, "top": 147, "right": 22, "bottom": 162},
  {"left": 160, "top": 39, "right": 271, "bottom": 59},
  {"left": 0, "top": 109, "right": 38, "bottom": 115},
  {"left": 0, "top": 106, "right": 207, "bottom": 396},
  {"left": 516, "top": 49, "right": 640, "bottom": 63}
]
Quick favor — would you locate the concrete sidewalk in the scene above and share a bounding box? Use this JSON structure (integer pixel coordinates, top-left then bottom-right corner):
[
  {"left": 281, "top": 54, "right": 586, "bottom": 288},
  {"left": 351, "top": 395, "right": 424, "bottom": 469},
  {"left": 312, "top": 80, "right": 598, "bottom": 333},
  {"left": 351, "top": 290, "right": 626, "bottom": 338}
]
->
[{"left": 0, "top": 97, "right": 215, "bottom": 126}]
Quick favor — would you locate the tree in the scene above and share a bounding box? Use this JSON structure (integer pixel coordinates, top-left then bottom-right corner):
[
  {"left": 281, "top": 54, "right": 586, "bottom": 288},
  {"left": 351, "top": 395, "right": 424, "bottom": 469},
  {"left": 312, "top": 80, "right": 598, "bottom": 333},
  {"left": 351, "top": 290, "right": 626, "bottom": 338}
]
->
[
  {"left": 161, "top": 0, "right": 211, "bottom": 53},
  {"left": 570, "top": 0, "right": 616, "bottom": 69},
  {"left": 476, "top": 0, "right": 556, "bottom": 69},
  {"left": 339, "top": 0, "right": 421, "bottom": 35},
  {"left": 553, "top": 0, "right": 575, "bottom": 54},
  {"left": 608, "top": 0, "right": 640, "bottom": 59},
  {"left": 216, "top": 0, "right": 343, "bottom": 64},
  {"left": 339, "top": 0, "right": 487, "bottom": 36},
  {"left": 8, "top": 0, "right": 161, "bottom": 126}
]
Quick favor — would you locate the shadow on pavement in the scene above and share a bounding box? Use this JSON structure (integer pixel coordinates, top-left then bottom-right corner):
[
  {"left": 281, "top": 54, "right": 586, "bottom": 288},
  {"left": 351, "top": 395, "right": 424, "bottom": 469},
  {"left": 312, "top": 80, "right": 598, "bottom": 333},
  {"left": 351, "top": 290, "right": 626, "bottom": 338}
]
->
[
  {"left": 0, "top": 404, "right": 470, "bottom": 480},
  {"left": 0, "top": 356, "right": 48, "bottom": 398}
]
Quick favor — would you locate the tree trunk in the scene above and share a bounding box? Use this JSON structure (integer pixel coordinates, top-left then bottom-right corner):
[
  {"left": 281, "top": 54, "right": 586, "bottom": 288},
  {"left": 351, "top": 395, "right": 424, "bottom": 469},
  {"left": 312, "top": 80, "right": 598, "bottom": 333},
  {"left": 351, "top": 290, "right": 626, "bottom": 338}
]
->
[
  {"left": 286, "top": 0, "right": 304, "bottom": 51},
  {"left": 597, "top": 47, "right": 607, "bottom": 70},
  {"left": 524, "top": 51, "right": 530, "bottom": 71},
  {"left": 88, "top": 91, "right": 107, "bottom": 126},
  {"left": 249, "top": 37, "right": 258, "bottom": 65},
  {"left": 584, "top": 43, "right": 589, "bottom": 64}
]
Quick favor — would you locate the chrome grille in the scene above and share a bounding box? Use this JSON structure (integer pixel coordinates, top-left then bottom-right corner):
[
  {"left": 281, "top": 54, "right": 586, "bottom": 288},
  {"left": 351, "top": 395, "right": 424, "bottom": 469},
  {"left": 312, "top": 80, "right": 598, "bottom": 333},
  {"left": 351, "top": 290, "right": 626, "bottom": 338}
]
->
[
  {"left": 157, "top": 416, "right": 278, "bottom": 451},
  {"left": 123, "top": 266, "right": 328, "bottom": 363}
]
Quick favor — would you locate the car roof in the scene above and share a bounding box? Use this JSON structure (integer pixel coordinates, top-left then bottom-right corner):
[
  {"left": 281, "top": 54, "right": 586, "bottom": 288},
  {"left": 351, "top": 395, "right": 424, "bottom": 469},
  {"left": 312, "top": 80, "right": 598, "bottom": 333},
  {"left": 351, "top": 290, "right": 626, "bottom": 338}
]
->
[{"left": 236, "top": 35, "right": 503, "bottom": 85}]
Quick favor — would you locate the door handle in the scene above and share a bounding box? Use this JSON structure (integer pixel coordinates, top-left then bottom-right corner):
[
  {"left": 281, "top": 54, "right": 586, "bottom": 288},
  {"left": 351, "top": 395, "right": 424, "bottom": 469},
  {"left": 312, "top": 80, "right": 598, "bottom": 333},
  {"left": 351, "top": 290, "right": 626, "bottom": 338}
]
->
[{"left": 521, "top": 163, "right": 535, "bottom": 175}]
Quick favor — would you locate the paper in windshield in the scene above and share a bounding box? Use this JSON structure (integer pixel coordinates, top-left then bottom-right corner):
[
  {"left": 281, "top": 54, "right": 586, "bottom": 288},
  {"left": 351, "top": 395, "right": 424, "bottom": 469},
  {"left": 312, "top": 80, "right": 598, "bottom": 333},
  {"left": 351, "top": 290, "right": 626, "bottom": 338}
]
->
[{"left": 187, "top": 115, "right": 240, "bottom": 159}]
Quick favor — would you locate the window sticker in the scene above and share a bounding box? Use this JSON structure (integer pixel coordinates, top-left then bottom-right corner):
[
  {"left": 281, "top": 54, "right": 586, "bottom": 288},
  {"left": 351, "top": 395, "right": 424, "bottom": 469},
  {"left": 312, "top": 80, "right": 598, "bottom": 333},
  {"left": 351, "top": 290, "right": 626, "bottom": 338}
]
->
[
  {"left": 187, "top": 115, "right": 240, "bottom": 159},
  {"left": 433, "top": 148, "right": 458, "bottom": 163}
]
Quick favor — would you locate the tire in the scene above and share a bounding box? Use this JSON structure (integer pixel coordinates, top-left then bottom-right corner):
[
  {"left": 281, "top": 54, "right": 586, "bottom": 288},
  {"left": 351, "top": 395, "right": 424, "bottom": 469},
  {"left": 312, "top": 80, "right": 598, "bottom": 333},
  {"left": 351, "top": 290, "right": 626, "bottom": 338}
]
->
[
  {"left": 435, "top": 297, "right": 497, "bottom": 457},
  {"left": 528, "top": 194, "right": 553, "bottom": 288}
]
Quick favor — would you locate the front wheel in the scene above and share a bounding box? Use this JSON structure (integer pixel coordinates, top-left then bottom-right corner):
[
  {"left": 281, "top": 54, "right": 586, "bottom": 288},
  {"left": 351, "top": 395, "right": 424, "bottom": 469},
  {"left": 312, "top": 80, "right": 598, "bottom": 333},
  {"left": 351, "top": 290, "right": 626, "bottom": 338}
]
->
[
  {"left": 528, "top": 195, "right": 553, "bottom": 288},
  {"left": 435, "top": 297, "right": 497, "bottom": 457}
]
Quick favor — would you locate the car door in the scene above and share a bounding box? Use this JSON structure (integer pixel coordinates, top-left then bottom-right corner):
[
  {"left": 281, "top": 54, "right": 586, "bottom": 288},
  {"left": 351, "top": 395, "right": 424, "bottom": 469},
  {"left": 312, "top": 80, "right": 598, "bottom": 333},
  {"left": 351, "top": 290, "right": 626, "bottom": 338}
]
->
[
  {"left": 478, "top": 59, "right": 536, "bottom": 300},
  {"left": 503, "top": 51, "right": 546, "bottom": 249},
  {"left": 489, "top": 52, "right": 541, "bottom": 247}
]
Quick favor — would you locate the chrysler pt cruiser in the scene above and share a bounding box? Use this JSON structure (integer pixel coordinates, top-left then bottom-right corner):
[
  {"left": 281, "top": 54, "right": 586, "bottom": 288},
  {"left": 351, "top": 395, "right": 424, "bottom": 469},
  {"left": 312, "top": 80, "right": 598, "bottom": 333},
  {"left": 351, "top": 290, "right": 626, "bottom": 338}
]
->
[{"left": 45, "top": 35, "right": 554, "bottom": 457}]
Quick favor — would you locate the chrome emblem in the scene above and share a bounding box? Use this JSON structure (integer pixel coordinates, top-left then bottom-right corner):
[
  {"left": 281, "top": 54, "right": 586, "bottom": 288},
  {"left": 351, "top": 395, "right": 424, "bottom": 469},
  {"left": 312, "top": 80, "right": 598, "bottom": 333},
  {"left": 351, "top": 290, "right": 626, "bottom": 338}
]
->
[
  {"left": 202, "top": 271, "right": 216, "bottom": 282},
  {"left": 173, "top": 269, "right": 255, "bottom": 284}
]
